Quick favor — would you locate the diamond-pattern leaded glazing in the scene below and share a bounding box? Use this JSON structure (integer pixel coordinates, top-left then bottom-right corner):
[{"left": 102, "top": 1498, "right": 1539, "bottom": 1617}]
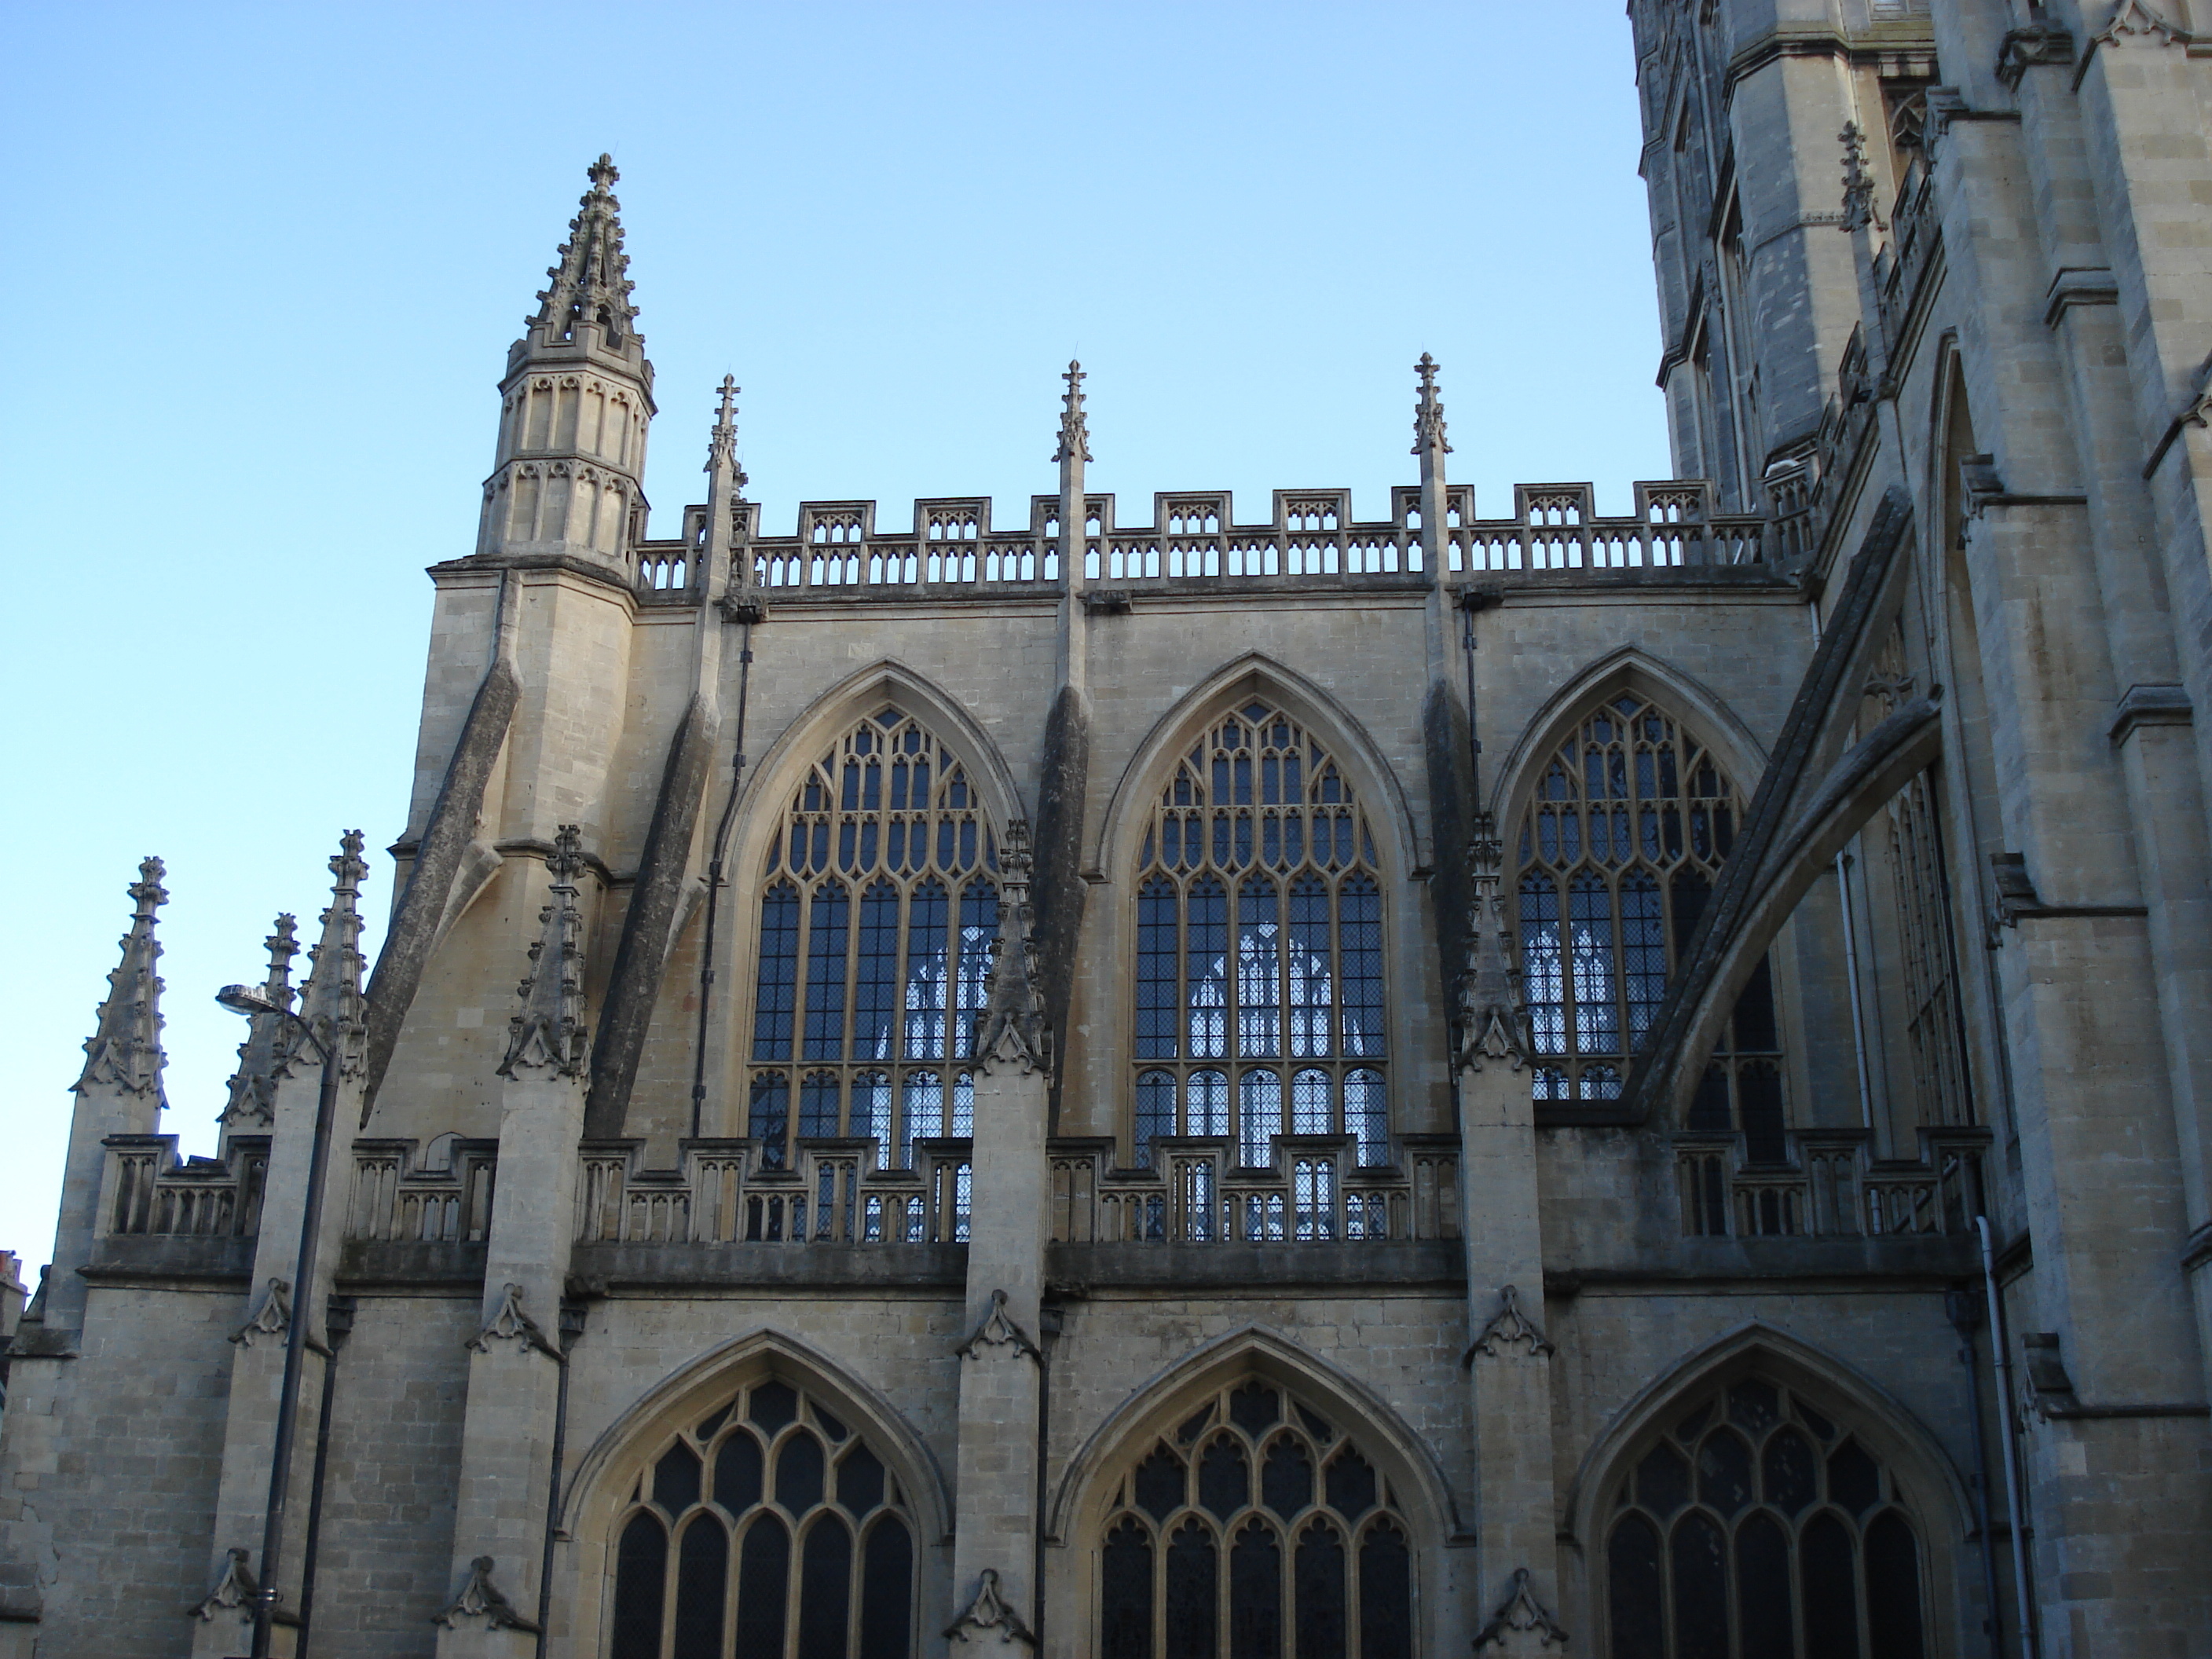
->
[
  {"left": 1131, "top": 702, "right": 1387, "bottom": 1168},
  {"left": 749, "top": 708, "right": 996, "bottom": 1167}
]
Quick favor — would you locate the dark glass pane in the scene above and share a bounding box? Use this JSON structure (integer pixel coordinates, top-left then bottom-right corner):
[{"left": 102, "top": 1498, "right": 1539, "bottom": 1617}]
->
[
  {"left": 1735, "top": 1510, "right": 1792, "bottom": 1659},
  {"left": 813, "top": 1406, "right": 848, "bottom": 1443},
  {"left": 1357, "top": 1520, "right": 1412, "bottom": 1659},
  {"left": 801, "top": 882, "right": 851, "bottom": 1060},
  {"left": 657, "top": 1441, "right": 703, "bottom": 1512},
  {"left": 749, "top": 1381, "right": 798, "bottom": 1434},
  {"left": 1801, "top": 1511, "right": 1859, "bottom": 1659},
  {"left": 1229, "top": 1382, "right": 1281, "bottom": 1437},
  {"left": 1669, "top": 869, "right": 1709, "bottom": 961},
  {"left": 1762, "top": 1427, "right": 1818, "bottom": 1515},
  {"left": 698, "top": 1404, "right": 732, "bottom": 1441},
  {"left": 753, "top": 884, "right": 800, "bottom": 1060},
  {"left": 673, "top": 1513, "right": 729, "bottom": 1659},
  {"left": 1827, "top": 1439, "right": 1881, "bottom": 1516},
  {"left": 1635, "top": 1441, "right": 1691, "bottom": 1518},
  {"left": 1727, "top": 1379, "right": 1780, "bottom": 1433},
  {"left": 1178, "top": 1407, "right": 1215, "bottom": 1445},
  {"left": 1262, "top": 1437, "right": 1314, "bottom": 1518},
  {"left": 1864, "top": 1511, "right": 1927, "bottom": 1659},
  {"left": 837, "top": 1444, "right": 885, "bottom": 1515},
  {"left": 859, "top": 1516, "right": 914, "bottom": 1659},
  {"left": 1606, "top": 1513, "right": 1664, "bottom": 1659},
  {"left": 1686, "top": 1062, "right": 1731, "bottom": 1130},
  {"left": 716, "top": 1432, "right": 764, "bottom": 1513},
  {"left": 776, "top": 1432, "right": 825, "bottom": 1513},
  {"left": 1738, "top": 1062, "right": 1787, "bottom": 1165},
  {"left": 797, "top": 1515, "right": 852, "bottom": 1659},
  {"left": 1166, "top": 1522, "right": 1218, "bottom": 1659},
  {"left": 1135, "top": 1446, "right": 1186, "bottom": 1522},
  {"left": 734, "top": 1513, "right": 789, "bottom": 1659},
  {"left": 610, "top": 1511, "right": 668, "bottom": 1659},
  {"left": 1103, "top": 1517, "right": 1155, "bottom": 1659},
  {"left": 1200, "top": 1438, "right": 1251, "bottom": 1520},
  {"left": 1796, "top": 1401, "right": 1837, "bottom": 1441},
  {"left": 1324, "top": 1449, "right": 1375, "bottom": 1521},
  {"left": 1231, "top": 1520, "right": 1284, "bottom": 1659},
  {"left": 1295, "top": 1519, "right": 1346, "bottom": 1659},
  {"left": 853, "top": 881, "right": 900, "bottom": 1062},
  {"left": 1733, "top": 955, "right": 1780, "bottom": 1050},
  {"left": 1697, "top": 1429, "right": 1753, "bottom": 1516},
  {"left": 1339, "top": 876, "right": 1385, "bottom": 1058},
  {"left": 1670, "top": 1511, "right": 1728, "bottom": 1659},
  {"left": 1296, "top": 1406, "right": 1334, "bottom": 1444}
]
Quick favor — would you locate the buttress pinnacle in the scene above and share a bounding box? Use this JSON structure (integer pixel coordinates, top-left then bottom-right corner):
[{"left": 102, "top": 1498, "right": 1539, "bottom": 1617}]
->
[
  {"left": 222, "top": 914, "right": 299, "bottom": 1126},
  {"left": 500, "top": 826, "right": 590, "bottom": 1080},
  {"left": 75, "top": 856, "right": 168, "bottom": 1101},
  {"left": 1412, "top": 353, "right": 1452, "bottom": 457},
  {"left": 297, "top": 831, "right": 370, "bottom": 1080},
  {"left": 532, "top": 154, "right": 639, "bottom": 346},
  {"left": 1053, "top": 361, "right": 1092, "bottom": 465}
]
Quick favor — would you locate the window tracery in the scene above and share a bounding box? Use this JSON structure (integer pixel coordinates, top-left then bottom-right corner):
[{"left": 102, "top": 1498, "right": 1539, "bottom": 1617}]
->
[
  {"left": 749, "top": 708, "right": 997, "bottom": 1169},
  {"left": 1130, "top": 702, "right": 1388, "bottom": 1171},
  {"left": 1514, "top": 693, "right": 1784, "bottom": 1154},
  {"left": 1098, "top": 1377, "right": 1414, "bottom": 1659},
  {"left": 606, "top": 1377, "right": 916, "bottom": 1659},
  {"left": 1602, "top": 1375, "right": 1928, "bottom": 1659}
]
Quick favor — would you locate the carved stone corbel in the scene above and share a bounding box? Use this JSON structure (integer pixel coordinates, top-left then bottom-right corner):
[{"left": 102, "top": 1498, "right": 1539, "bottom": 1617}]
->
[
  {"left": 189, "top": 1547, "right": 258, "bottom": 1621},
  {"left": 467, "top": 1283, "right": 566, "bottom": 1363},
  {"left": 432, "top": 1556, "right": 540, "bottom": 1632},
  {"left": 958, "top": 1289, "right": 1042, "bottom": 1364},
  {"left": 229, "top": 1278, "right": 291, "bottom": 1348},
  {"left": 1462, "top": 1284, "right": 1555, "bottom": 1365},
  {"left": 944, "top": 1568, "right": 1037, "bottom": 1647},
  {"left": 1473, "top": 1567, "right": 1569, "bottom": 1651}
]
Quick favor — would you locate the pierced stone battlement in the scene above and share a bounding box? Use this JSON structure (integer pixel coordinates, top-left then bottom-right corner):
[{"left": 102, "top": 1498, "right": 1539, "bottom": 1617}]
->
[{"left": 626, "top": 476, "right": 1780, "bottom": 606}]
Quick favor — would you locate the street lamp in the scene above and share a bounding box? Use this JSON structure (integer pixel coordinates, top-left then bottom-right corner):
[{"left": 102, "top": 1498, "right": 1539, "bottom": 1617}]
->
[{"left": 215, "top": 981, "right": 346, "bottom": 1659}]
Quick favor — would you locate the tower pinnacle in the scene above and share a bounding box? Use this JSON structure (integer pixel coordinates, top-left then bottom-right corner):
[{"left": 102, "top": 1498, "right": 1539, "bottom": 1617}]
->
[
  {"left": 1053, "top": 361, "right": 1092, "bottom": 465},
  {"left": 297, "top": 832, "right": 370, "bottom": 1080},
  {"left": 531, "top": 154, "right": 639, "bottom": 346},
  {"left": 1412, "top": 353, "right": 1452, "bottom": 456},
  {"left": 222, "top": 914, "right": 300, "bottom": 1126},
  {"left": 75, "top": 857, "right": 168, "bottom": 1101}
]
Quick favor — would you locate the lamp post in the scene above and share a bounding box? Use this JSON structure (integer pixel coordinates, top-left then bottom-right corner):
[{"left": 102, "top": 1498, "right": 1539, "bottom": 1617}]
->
[{"left": 216, "top": 981, "right": 346, "bottom": 1659}]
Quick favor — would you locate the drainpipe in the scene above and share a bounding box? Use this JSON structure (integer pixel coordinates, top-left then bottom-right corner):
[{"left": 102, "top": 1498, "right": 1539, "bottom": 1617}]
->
[
  {"left": 1976, "top": 1215, "right": 2038, "bottom": 1657},
  {"left": 1946, "top": 1287, "right": 2005, "bottom": 1659}
]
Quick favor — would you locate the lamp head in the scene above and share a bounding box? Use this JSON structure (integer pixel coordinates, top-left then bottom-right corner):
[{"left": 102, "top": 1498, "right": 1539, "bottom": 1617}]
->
[{"left": 216, "top": 983, "right": 283, "bottom": 1019}]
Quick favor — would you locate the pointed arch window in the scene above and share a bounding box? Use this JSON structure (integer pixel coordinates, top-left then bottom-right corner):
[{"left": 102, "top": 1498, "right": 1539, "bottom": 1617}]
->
[
  {"left": 749, "top": 708, "right": 995, "bottom": 1167},
  {"left": 1600, "top": 1375, "right": 1928, "bottom": 1659},
  {"left": 606, "top": 1377, "right": 917, "bottom": 1659},
  {"left": 1130, "top": 702, "right": 1389, "bottom": 1171},
  {"left": 1515, "top": 694, "right": 1785, "bottom": 1155},
  {"left": 1097, "top": 1376, "right": 1415, "bottom": 1659}
]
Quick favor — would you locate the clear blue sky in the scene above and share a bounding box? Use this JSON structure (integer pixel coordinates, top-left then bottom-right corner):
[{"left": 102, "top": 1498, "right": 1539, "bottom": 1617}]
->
[{"left": 0, "top": 2, "right": 1669, "bottom": 1276}]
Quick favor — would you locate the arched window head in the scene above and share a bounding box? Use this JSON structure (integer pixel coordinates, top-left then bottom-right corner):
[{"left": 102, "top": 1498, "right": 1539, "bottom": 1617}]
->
[
  {"left": 1515, "top": 693, "right": 1784, "bottom": 1153},
  {"left": 1097, "top": 1375, "right": 1415, "bottom": 1659},
  {"left": 1131, "top": 701, "right": 1388, "bottom": 1173},
  {"left": 605, "top": 1376, "right": 917, "bottom": 1659},
  {"left": 1601, "top": 1374, "right": 1929, "bottom": 1659},
  {"left": 749, "top": 709, "right": 995, "bottom": 1170}
]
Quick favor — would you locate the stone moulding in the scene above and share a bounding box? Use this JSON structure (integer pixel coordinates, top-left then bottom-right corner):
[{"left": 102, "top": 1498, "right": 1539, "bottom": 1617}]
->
[
  {"left": 432, "top": 1556, "right": 540, "bottom": 1632},
  {"left": 189, "top": 1547, "right": 257, "bottom": 1622},
  {"left": 1473, "top": 1567, "right": 1569, "bottom": 1651},
  {"left": 945, "top": 1568, "right": 1035, "bottom": 1647},
  {"left": 957, "top": 1288, "right": 1042, "bottom": 1364},
  {"left": 467, "top": 1282, "right": 565, "bottom": 1363},
  {"left": 1463, "top": 1284, "right": 1556, "bottom": 1365}
]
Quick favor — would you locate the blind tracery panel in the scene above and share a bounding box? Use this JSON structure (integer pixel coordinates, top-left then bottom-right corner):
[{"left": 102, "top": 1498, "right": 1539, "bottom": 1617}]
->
[
  {"left": 1516, "top": 694, "right": 1784, "bottom": 1155},
  {"left": 1098, "top": 1378, "right": 1415, "bottom": 1659},
  {"left": 1602, "top": 1377, "right": 1928, "bottom": 1659},
  {"left": 749, "top": 709, "right": 997, "bottom": 1168},
  {"left": 1131, "top": 703, "right": 1388, "bottom": 1170},
  {"left": 606, "top": 1378, "right": 915, "bottom": 1659}
]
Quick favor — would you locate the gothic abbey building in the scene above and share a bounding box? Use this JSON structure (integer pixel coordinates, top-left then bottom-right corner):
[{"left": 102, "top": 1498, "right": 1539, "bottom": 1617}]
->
[{"left": 8, "top": 2, "right": 2212, "bottom": 1655}]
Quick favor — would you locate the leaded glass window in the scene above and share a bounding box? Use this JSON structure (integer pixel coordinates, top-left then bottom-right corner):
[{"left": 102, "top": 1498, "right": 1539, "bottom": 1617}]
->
[
  {"left": 1516, "top": 694, "right": 1784, "bottom": 1152},
  {"left": 1602, "top": 1376, "right": 1927, "bottom": 1659},
  {"left": 749, "top": 709, "right": 995, "bottom": 1167},
  {"left": 606, "top": 1378, "right": 916, "bottom": 1659},
  {"left": 1131, "top": 703, "right": 1388, "bottom": 1170},
  {"left": 1097, "top": 1378, "right": 1415, "bottom": 1659}
]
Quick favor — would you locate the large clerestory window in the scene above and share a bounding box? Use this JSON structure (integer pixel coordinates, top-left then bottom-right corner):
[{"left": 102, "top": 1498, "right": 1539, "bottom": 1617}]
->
[
  {"left": 1514, "top": 694, "right": 1785, "bottom": 1157},
  {"left": 748, "top": 709, "right": 998, "bottom": 1169},
  {"left": 1130, "top": 703, "right": 1388, "bottom": 1171}
]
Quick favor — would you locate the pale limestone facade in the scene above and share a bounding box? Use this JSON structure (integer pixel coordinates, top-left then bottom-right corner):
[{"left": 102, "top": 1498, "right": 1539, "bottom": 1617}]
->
[{"left": 8, "top": 4, "right": 2212, "bottom": 1656}]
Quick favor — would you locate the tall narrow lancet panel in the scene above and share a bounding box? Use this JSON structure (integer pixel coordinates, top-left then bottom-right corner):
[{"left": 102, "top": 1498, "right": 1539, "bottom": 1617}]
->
[
  {"left": 1130, "top": 702, "right": 1388, "bottom": 1176},
  {"left": 1514, "top": 694, "right": 1784, "bottom": 1153},
  {"left": 747, "top": 707, "right": 998, "bottom": 1173}
]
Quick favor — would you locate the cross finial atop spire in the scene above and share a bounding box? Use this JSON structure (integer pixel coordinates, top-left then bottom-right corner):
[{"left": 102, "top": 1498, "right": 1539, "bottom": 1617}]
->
[
  {"left": 1412, "top": 353, "right": 1452, "bottom": 456},
  {"left": 75, "top": 856, "right": 169, "bottom": 1100},
  {"left": 1053, "top": 360, "right": 1092, "bottom": 465},
  {"left": 500, "top": 826, "right": 590, "bottom": 1080},
  {"left": 532, "top": 154, "right": 639, "bottom": 346}
]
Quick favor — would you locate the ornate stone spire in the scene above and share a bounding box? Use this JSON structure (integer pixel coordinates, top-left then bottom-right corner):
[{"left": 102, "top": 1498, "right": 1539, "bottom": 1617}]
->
[
  {"left": 1412, "top": 352, "right": 1453, "bottom": 457},
  {"left": 1053, "top": 361, "right": 1091, "bottom": 465},
  {"left": 75, "top": 857, "right": 168, "bottom": 1101},
  {"left": 1838, "top": 123, "right": 1879, "bottom": 233},
  {"left": 499, "top": 826, "right": 589, "bottom": 1080},
  {"left": 297, "top": 832, "right": 370, "bottom": 1079},
  {"left": 705, "top": 375, "right": 742, "bottom": 477},
  {"left": 531, "top": 155, "right": 639, "bottom": 346},
  {"left": 974, "top": 820, "right": 1048, "bottom": 1075},
  {"left": 222, "top": 914, "right": 299, "bottom": 1126},
  {"left": 1456, "top": 814, "right": 1529, "bottom": 1074}
]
